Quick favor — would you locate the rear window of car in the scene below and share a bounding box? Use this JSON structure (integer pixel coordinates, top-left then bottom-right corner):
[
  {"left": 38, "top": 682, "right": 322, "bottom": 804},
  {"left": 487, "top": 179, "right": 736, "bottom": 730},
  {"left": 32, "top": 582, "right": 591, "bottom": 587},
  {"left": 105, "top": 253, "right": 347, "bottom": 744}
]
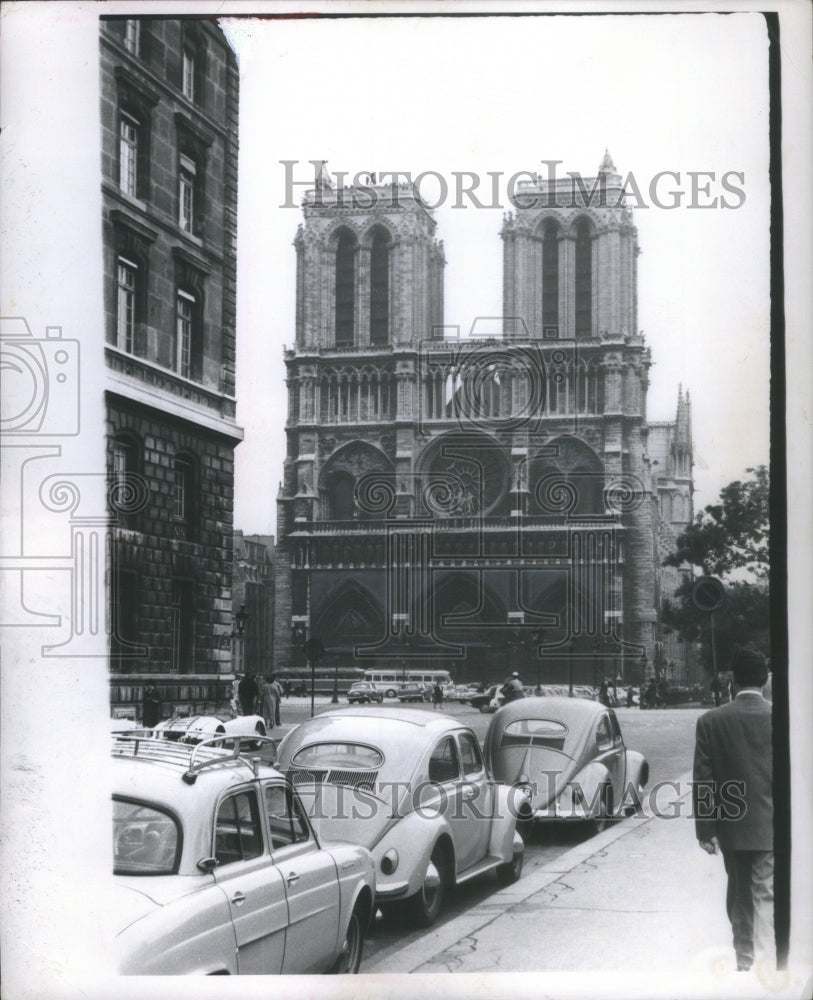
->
[
  {"left": 500, "top": 719, "right": 568, "bottom": 750},
  {"left": 291, "top": 742, "right": 384, "bottom": 770},
  {"left": 113, "top": 798, "right": 181, "bottom": 875}
]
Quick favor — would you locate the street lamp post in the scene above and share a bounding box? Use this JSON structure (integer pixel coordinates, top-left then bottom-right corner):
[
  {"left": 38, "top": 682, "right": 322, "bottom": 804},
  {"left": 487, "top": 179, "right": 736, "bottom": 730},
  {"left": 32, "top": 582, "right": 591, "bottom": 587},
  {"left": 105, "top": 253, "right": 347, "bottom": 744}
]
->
[
  {"left": 331, "top": 656, "right": 339, "bottom": 705},
  {"left": 592, "top": 640, "right": 600, "bottom": 692},
  {"left": 231, "top": 604, "right": 248, "bottom": 713},
  {"left": 532, "top": 630, "right": 544, "bottom": 694},
  {"left": 568, "top": 637, "right": 576, "bottom": 697}
]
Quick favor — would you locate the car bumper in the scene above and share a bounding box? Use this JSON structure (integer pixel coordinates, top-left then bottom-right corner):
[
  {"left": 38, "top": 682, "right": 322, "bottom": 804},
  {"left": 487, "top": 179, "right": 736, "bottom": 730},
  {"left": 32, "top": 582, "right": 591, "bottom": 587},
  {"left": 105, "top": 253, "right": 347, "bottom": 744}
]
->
[{"left": 375, "top": 880, "right": 410, "bottom": 900}]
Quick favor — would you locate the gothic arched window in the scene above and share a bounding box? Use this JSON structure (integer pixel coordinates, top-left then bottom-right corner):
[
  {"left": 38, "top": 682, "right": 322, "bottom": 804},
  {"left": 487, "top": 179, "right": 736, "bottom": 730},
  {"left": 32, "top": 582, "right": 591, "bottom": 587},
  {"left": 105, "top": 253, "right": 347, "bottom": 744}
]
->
[
  {"left": 575, "top": 219, "right": 592, "bottom": 337},
  {"left": 542, "top": 220, "right": 559, "bottom": 331},
  {"left": 335, "top": 230, "right": 356, "bottom": 346},
  {"left": 370, "top": 228, "right": 390, "bottom": 345}
]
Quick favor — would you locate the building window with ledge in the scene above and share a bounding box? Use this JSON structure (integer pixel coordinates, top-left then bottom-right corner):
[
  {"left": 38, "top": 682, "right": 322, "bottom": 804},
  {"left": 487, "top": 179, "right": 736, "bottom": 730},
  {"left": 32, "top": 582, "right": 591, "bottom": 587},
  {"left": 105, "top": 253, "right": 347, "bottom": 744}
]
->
[
  {"left": 175, "top": 290, "right": 195, "bottom": 378},
  {"left": 335, "top": 230, "right": 356, "bottom": 346},
  {"left": 123, "top": 19, "right": 140, "bottom": 55},
  {"left": 182, "top": 47, "right": 196, "bottom": 101},
  {"left": 110, "top": 432, "right": 143, "bottom": 529},
  {"left": 119, "top": 111, "right": 139, "bottom": 197},
  {"left": 116, "top": 258, "right": 137, "bottom": 352},
  {"left": 173, "top": 453, "right": 196, "bottom": 540},
  {"left": 171, "top": 578, "right": 195, "bottom": 673},
  {"left": 178, "top": 154, "right": 196, "bottom": 233}
]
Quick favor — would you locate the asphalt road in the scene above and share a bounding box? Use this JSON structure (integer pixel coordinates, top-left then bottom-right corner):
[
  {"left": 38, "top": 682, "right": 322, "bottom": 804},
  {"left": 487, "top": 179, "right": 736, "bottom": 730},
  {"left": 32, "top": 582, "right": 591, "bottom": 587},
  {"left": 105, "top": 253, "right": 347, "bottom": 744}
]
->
[{"left": 271, "top": 698, "right": 703, "bottom": 968}]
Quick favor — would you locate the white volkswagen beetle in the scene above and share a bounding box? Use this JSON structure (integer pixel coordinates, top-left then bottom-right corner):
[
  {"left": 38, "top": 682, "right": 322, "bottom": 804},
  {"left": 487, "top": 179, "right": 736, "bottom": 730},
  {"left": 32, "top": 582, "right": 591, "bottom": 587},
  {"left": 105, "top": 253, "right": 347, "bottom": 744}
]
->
[
  {"left": 113, "top": 734, "right": 375, "bottom": 974},
  {"left": 275, "top": 706, "right": 525, "bottom": 927}
]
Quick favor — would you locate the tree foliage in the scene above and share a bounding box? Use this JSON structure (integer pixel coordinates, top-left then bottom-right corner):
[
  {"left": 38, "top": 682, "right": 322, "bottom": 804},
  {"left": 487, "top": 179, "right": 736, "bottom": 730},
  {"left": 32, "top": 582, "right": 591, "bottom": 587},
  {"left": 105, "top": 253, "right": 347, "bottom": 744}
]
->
[
  {"left": 663, "top": 465, "right": 769, "bottom": 579},
  {"left": 662, "top": 466, "right": 770, "bottom": 670}
]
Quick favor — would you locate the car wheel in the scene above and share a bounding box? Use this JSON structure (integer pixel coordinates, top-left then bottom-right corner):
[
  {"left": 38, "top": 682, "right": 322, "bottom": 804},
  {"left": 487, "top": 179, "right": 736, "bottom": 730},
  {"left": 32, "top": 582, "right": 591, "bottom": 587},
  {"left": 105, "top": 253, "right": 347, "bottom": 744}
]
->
[
  {"left": 406, "top": 848, "right": 446, "bottom": 927},
  {"left": 331, "top": 904, "right": 364, "bottom": 974},
  {"left": 478, "top": 704, "right": 489, "bottom": 713},
  {"left": 589, "top": 786, "right": 611, "bottom": 835},
  {"left": 385, "top": 689, "right": 397, "bottom": 699},
  {"left": 495, "top": 847, "right": 524, "bottom": 887}
]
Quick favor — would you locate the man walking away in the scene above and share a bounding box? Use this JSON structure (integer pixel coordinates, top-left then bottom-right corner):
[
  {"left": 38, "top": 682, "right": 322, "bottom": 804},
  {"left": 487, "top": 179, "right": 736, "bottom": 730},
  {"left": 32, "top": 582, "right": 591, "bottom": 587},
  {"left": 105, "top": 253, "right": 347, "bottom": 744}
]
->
[
  {"left": 271, "top": 674, "right": 284, "bottom": 726},
  {"left": 693, "top": 648, "right": 773, "bottom": 972},
  {"left": 432, "top": 680, "right": 444, "bottom": 710},
  {"left": 261, "top": 676, "right": 278, "bottom": 730}
]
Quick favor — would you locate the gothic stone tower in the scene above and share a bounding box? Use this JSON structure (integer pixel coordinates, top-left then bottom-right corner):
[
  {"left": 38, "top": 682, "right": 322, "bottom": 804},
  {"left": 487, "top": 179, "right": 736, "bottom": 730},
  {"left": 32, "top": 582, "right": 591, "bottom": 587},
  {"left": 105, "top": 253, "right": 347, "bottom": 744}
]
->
[{"left": 275, "top": 157, "right": 664, "bottom": 684}]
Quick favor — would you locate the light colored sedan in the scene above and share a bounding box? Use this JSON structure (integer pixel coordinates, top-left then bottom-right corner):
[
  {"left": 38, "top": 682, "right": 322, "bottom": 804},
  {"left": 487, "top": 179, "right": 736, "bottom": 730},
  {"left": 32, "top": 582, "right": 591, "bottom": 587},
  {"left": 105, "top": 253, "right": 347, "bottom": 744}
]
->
[
  {"left": 113, "top": 735, "right": 375, "bottom": 974},
  {"left": 484, "top": 697, "right": 649, "bottom": 832},
  {"left": 275, "top": 706, "right": 525, "bottom": 927}
]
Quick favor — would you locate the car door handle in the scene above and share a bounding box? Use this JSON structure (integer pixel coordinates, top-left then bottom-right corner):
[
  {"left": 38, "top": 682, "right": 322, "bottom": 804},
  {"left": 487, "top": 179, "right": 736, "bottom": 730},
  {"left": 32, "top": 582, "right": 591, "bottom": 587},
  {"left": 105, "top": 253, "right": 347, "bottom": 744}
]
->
[
  {"left": 231, "top": 891, "right": 246, "bottom": 906},
  {"left": 286, "top": 871, "right": 300, "bottom": 886}
]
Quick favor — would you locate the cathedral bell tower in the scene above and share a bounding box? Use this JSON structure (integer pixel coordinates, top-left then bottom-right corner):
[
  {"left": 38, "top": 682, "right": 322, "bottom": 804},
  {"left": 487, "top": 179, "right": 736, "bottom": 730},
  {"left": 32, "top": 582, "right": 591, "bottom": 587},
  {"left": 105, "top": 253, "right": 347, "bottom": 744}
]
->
[{"left": 275, "top": 173, "right": 445, "bottom": 667}]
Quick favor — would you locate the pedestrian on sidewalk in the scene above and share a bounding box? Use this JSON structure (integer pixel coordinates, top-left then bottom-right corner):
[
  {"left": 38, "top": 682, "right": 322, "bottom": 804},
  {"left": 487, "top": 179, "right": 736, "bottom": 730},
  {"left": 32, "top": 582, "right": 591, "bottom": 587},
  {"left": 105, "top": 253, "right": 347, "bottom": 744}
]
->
[
  {"left": 261, "top": 676, "right": 278, "bottom": 730},
  {"left": 431, "top": 680, "right": 444, "bottom": 710},
  {"left": 238, "top": 672, "right": 259, "bottom": 716},
  {"left": 271, "top": 674, "right": 284, "bottom": 725},
  {"left": 692, "top": 647, "right": 773, "bottom": 972},
  {"left": 142, "top": 681, "right": 161, "bottom": 728}
]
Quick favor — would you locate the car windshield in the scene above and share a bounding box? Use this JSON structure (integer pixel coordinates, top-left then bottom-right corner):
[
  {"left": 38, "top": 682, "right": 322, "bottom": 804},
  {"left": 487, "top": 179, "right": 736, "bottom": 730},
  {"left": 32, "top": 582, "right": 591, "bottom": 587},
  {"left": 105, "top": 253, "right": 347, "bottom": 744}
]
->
[
  {"left": 291, "top": 742, "right": 384, "bottom": 770},
  {"left": 500, "top": 718, "right": 569, "bottom": 750},
  {"left": 113, "top": 798, "right": 180, "bottom": 875}
]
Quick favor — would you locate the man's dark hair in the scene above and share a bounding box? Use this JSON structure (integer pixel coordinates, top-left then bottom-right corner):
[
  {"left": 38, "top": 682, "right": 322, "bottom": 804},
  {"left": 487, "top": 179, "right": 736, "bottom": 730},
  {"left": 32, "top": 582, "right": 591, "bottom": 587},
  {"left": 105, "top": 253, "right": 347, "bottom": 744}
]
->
[{"left": 731, "top": 648, "right": 768, "bottom": 688}]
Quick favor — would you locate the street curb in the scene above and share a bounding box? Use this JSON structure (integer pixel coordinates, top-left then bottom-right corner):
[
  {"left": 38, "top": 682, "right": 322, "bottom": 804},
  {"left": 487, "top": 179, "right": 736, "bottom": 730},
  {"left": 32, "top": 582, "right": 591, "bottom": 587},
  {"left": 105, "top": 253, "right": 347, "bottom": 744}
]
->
[{"left": 362, "top": 769, "right": 694, "bottom": 974}]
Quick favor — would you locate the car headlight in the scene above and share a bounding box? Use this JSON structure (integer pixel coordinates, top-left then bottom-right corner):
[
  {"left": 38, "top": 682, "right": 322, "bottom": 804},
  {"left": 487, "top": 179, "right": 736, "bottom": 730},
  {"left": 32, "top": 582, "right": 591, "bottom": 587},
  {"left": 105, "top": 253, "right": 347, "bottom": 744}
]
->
[
  {"left": 515, "top": 782, "right": 534, "bottom": 818},
  {"left": 380, "top": 848, "right": 399, "bottom": 875}
]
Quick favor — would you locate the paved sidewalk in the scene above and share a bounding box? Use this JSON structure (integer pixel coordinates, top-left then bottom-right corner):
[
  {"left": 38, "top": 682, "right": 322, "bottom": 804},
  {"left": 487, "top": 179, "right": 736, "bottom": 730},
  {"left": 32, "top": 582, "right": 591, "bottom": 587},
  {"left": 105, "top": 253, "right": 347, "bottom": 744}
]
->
[{"left": 363, "top": 772, "right": 811, "bottom": 997}]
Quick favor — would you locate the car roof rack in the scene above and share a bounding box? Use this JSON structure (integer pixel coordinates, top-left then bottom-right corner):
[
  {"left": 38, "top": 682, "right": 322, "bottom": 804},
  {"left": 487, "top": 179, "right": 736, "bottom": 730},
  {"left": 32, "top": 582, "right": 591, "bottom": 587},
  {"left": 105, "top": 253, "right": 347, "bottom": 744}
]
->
[{"left": 112, "top": 733, "right": 278, "bottom": 783}]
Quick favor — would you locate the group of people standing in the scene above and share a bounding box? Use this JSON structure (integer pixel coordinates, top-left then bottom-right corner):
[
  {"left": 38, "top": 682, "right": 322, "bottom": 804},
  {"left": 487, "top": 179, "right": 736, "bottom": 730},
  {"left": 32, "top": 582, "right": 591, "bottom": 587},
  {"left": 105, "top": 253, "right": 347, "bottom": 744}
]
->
[{"left": 236, "top": 672, "right": 284, "bottom": 729}]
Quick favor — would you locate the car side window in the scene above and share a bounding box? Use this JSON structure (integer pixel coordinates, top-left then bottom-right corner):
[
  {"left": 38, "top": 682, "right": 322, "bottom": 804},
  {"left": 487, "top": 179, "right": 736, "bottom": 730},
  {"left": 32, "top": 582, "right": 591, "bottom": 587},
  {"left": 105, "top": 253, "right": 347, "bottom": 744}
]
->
[
  {"left": 608, "top": 711, "right": 624, "bottom": 746},
  {"left": 264, "top": 782, "right": 309, "bottom": 849},
  {"left": 428, "top": 736, "right": 461, "bottom": 784},
  {"left": 458, "top": 732, "right": 484, "bottom": 777},
  {"left": 215, "top": 790, "right": 263, "bottom": 866},
  {"left": 596, "top": 716, "right": 613, "bottom": 752}
]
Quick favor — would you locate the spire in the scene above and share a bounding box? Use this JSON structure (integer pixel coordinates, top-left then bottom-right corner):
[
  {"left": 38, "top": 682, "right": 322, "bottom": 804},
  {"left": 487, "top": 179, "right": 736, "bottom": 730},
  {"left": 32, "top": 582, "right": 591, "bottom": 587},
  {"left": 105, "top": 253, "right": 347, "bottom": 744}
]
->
[
  {"left": 675, "top": 384, "right": 691, "bottom": 445},
  {"left": 599, "top": 148, "right": 616, "bottom": 174}
]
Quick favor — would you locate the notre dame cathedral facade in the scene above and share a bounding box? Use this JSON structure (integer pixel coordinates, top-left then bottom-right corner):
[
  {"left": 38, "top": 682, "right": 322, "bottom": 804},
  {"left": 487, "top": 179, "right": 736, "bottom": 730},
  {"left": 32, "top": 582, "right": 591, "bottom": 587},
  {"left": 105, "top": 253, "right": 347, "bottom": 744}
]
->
[{"left": 274, "top": 155, "right": 694, "bottom": 686}]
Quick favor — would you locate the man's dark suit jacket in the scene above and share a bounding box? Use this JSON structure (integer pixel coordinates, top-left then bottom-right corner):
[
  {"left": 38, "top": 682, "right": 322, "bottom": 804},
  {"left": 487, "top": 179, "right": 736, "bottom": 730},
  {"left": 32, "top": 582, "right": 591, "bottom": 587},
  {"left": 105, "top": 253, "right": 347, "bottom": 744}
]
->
[{"left": 693, "top": 691, "right": 773, "bottom": 851}]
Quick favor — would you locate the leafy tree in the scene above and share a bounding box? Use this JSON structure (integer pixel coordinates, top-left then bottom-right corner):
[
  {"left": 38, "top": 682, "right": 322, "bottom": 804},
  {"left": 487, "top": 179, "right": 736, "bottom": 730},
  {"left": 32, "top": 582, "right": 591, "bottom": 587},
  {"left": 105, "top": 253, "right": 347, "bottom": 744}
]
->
[
  {"left": 662, "top": 466, "right": 770, "bottom": 671},
  {"left": 663, "top": 466, "right": 769, "bottom": 578}
]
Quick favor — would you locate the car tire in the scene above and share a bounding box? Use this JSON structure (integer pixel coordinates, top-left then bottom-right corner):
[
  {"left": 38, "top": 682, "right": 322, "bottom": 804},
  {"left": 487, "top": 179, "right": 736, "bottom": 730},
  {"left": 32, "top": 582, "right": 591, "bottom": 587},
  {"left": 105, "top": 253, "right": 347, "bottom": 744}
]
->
[
  {"left": 589, "top": 786, "right": 611, "bottom": 835},
  {"left": 385, "top": 689, "right": 397, "bottom": 699},
  {"left": 495, "top": 847, "right": 524, "bottom": 887},
  {"left": 405, "top": 848, "right": 446, "bottom": 927},
  {"left": 478, "top": 704, "right": 489, "bottom": 713},
  {"left": 330, "top": 903, "right": 364, "bottom": 974}
]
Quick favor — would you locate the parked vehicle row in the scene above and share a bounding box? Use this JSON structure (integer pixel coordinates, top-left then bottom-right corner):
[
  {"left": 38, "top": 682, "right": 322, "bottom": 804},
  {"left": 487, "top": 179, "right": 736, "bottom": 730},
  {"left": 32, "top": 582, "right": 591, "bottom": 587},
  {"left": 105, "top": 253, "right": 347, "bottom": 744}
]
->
[{"left": 111, "top": 695, "right": 648, "bottom": 976}]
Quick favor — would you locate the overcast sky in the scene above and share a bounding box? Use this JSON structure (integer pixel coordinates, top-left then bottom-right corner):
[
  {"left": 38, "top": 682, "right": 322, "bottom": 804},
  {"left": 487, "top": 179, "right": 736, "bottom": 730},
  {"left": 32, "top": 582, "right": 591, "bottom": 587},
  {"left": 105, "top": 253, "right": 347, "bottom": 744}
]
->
[{"left": 221, "top": 12, "right": 771, "bottom": 536}]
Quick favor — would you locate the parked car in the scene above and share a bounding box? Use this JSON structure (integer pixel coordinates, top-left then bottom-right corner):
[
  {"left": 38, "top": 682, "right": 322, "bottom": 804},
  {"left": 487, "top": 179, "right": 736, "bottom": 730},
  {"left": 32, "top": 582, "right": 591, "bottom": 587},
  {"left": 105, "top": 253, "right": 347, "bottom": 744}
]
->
[
  {"left": 397, "top": 682, "right": 431, "bottom": 703},
  {"left": 153, "top": 714, "right": 269, "bottom": 749},
  {"left": 347, "top": 682, "right": 385, "bottom": 705},
  {"left": 275, "top": 706, "right": 525, "bottom": 927},
  {"left": 484, "top": 697, "right": 649, "bottom": 832},
  {"left": 112, "top": 734, "right": 375, "bottom": 974},
  {"left": 467, "top": 684, "right": 504, "bottom": 713}
]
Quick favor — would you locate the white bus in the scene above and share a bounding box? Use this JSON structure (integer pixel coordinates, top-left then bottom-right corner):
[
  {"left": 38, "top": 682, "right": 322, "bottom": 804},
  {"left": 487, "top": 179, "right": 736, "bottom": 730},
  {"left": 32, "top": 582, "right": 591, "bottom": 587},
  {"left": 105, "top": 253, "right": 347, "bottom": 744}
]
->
[{"left": 363, "top": 668, "right": 453, "bottom": 698}]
